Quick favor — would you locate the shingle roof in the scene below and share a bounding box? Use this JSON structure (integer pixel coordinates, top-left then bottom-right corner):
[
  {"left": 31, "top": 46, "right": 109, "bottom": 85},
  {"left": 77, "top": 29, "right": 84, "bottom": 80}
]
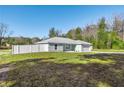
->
[{"left": 36, "top": 37, "right": 91, "bottom": 45}]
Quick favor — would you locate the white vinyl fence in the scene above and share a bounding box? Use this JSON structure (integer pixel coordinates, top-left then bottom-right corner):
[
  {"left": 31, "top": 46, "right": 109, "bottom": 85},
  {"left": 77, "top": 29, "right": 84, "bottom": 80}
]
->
[{"left": 12, "top": 44, "right": 48, "bottom": 54}]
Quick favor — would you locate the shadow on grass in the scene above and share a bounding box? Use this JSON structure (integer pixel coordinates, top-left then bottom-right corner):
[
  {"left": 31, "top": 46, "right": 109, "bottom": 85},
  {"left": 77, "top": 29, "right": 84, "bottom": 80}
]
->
[
  {"left": 83, "top": 53, "right": 124, "bottom": 62},
  {"left": 0, "top": 54, "right": 124, "bottom": 87}
]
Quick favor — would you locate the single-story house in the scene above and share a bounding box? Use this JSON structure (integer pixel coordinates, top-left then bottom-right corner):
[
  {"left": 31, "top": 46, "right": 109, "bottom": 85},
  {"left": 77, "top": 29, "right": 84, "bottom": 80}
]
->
[{"left": 36, "top": 37, "right": 92, "bottom": 52}]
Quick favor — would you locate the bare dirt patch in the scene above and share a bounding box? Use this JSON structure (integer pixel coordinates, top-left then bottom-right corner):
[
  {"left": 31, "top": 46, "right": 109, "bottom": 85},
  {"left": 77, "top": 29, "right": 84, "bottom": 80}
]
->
[{"left": 0, "top": 54, "right": 124, "bottom": 87}]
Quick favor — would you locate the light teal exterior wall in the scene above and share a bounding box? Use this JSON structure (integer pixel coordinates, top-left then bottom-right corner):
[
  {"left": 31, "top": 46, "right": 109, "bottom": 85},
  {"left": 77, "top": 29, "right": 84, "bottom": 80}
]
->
[
  {"left": 49, "top": 44, "right": 63, "bottom": 52},
  {"left": 49, "top": 44, "right": 76, "bottom": 52},
  {"left": 48, "top": 43, "right": 92, "bottom": 52}
]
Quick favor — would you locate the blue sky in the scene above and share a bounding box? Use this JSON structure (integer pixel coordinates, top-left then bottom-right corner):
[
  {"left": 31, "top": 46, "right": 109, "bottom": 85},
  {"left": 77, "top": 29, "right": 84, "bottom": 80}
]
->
[{"left": 0, "top": 5, "right": 124, "bottom": 38}]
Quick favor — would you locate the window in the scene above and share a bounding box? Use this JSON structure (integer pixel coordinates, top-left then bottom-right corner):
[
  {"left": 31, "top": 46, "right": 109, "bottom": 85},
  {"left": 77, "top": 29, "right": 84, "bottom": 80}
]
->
[
  {"left": 65, "top": 44, "right": 70, "bottom": 49},
  {"left": 55, "top": 44, "right": 57, "bottom": 50}
]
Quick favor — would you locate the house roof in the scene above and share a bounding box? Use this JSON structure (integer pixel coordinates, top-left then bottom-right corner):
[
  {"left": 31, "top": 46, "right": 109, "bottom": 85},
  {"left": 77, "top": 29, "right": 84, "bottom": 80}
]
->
[{"left": 36, "top": 37, "right": 91, "bottom": 45}]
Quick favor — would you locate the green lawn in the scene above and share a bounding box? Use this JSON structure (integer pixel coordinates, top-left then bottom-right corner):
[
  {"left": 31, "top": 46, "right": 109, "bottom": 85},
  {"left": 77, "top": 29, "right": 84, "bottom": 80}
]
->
[
  {"left": 0, "top": 50, "right": 124, "bottom": 87},
  {"left": 93, "top": 49, "right": 124, "bottom": 52},
  {"left": 0, "top": 49, "right": 11, "bottom": 55},
  {"left": 0, "top": 51, "right": 114, "bottom": 65}
]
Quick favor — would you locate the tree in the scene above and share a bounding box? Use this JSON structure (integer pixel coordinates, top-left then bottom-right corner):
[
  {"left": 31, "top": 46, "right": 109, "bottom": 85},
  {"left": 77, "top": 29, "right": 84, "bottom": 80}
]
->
[
  {"left": 97, "top": 17, "right": 108, "bottom": 49},
  {"left": 120, "top": 20, "right": 124, "bottom": 41},
  {"left": 66, "top": 28, "right": 82, "bottom": 40},
  {"left": 49, "top": 27, "right": 57, "bottom": 38},
  {"left": 32, "top": 37, "right": 41, "bottom": 44},
  {"left": 0, "top": 23, "right": 8, "bottom": 47},
  {"left": 49, "top": 27, "right": 63, "bottom": 38},
  {"left": 113, "top": 16, "right": 124, "bottom": 41},
  {"left": 113, "top": 16, "right": 122, "bottom": 32},
  {"left": 106, "top": 31, "right": 116, "bottom": 49},
  {"left": 65, "top": 16, "right": 124, "bottom": 49},
  {"left": 61, "top": 33, "right": 66, "bottom": 37},
  {"left": 75, "top": 27, "right": 82, "bottom": 40},
  {"left": 82, "top": 25, "right": 98, "bottom": 48},
  {"left": 66, "top": 29, "right": 74, "bottom": 39},
  {"left": 98, "top": 17, "right": 106, "bottom": 32},
  {"left": 56, "top": 30, "right": 63, "bottom": 37}
]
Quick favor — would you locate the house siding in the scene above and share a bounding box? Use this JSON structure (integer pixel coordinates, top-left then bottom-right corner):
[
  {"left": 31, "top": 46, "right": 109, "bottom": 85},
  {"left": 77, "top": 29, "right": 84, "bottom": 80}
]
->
[
  {"left": 39, "top": 44, "right": 49, "bottom": 52},
  {"left": 49, "top": 44, "right": 63, "bottom": 52},
  {"left": 63, "top": 44, "right": 76, "bottom": 51},
  {"left": 82, "top": 45, "right": 92, "bottom": 52}
]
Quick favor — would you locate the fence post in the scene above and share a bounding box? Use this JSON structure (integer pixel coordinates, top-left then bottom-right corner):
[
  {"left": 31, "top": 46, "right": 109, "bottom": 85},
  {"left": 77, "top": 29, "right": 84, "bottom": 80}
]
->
[
  {"left": 12, "top": 45, "right": 13, "bottom": 54},
  {"left": 12, "top": 44, "right": 43, "bottom": 54},
  {"left": 18, "top": 45, "right": 20, "bottom": 54},
  {"left": 38, "top": 44, "right": 40, "bottom": 52},
  {"left": 30, "top": 45, "right": 32, "bottom": 53}
]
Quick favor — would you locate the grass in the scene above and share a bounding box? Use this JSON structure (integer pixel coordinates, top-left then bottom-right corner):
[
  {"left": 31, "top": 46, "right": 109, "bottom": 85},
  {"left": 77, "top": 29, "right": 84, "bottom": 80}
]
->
[
  {"left": 93, "top": 49, "right": 124, "bottom": 52},
  {"left": 0, "top": 49, "right": 124, "bottom": 87},
  {"left": 0, "top": 49, "right": 11, "bottom": 55},
  {"left": 0, "top": 51, "right": 114, "bottom": 65}
]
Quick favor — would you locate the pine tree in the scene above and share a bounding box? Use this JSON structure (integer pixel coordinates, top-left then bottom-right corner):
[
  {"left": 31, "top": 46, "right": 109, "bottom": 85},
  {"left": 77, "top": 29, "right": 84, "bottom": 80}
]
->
[{"left": 49, "top": 27, "right": 57, "bottom": 38}]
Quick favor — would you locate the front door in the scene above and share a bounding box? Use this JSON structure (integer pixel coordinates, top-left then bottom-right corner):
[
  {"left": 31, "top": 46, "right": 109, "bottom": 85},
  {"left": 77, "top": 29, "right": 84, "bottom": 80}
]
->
[{"left": 55, "top": 44, "right": 57, "bottom": 50}]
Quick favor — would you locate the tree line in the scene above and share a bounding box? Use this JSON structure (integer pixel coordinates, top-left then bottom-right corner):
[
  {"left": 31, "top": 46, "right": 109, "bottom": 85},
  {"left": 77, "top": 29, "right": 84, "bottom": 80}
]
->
[
  {"left": 49, "top": 16, "right": 124, "bottom": 49},
  {"left": 0, "top": 23, "right": 41, "bottom": 49}
]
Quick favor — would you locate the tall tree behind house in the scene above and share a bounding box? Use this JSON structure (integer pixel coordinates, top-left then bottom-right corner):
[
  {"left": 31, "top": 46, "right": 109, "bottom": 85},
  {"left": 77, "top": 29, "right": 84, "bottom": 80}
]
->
[
  {"left": 113, "top": 16, "right": 124, "bottom": 41},
  {"left": 49, "top": 27, "right": 63, "bottom": 38}
]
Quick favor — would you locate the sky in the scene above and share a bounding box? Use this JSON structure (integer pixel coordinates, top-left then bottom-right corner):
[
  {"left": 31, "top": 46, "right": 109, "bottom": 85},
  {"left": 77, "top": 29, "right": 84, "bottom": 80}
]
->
[{"left": 1, "top": 5, "right": 124, "bottom": 38}]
